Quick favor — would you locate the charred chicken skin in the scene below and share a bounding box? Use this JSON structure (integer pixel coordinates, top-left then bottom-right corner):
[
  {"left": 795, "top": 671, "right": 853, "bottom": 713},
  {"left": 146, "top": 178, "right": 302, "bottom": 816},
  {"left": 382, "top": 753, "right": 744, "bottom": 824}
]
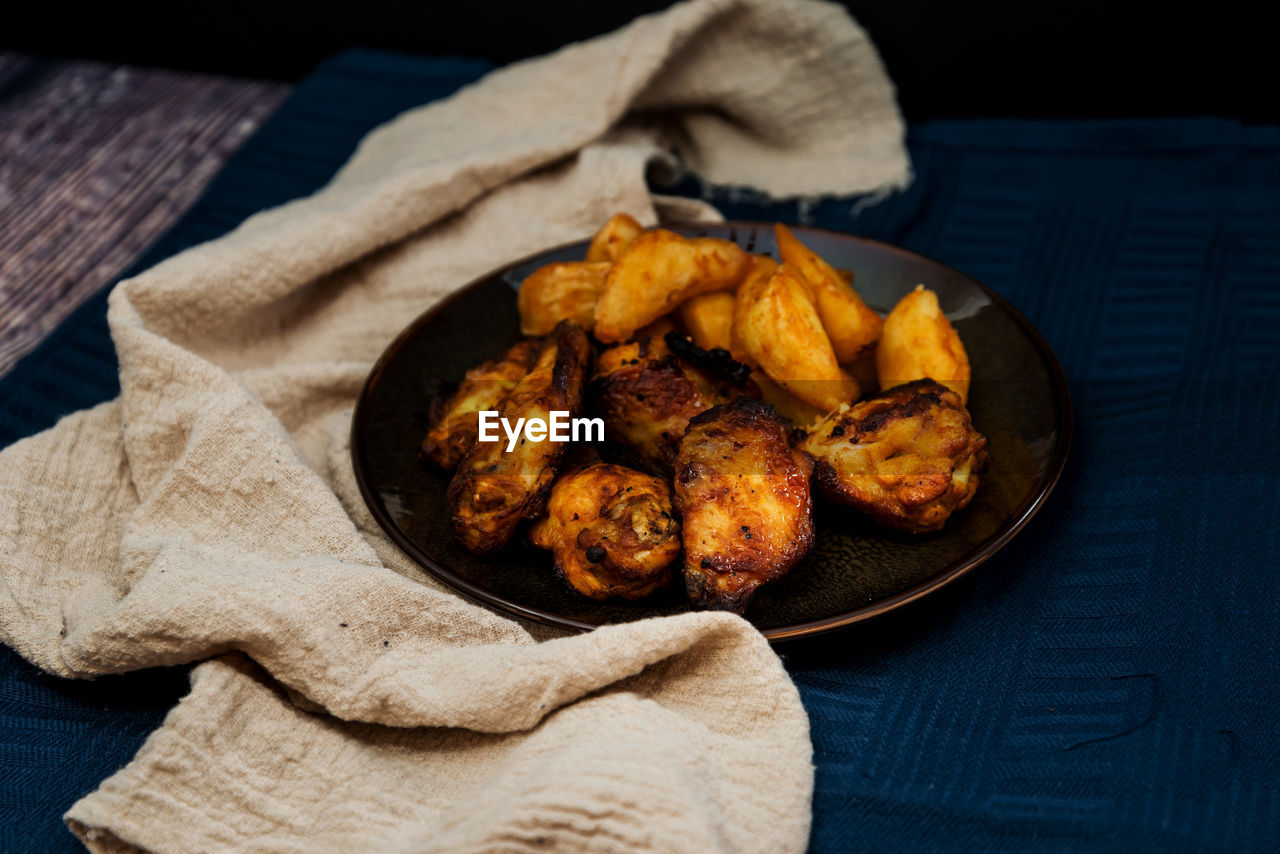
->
[
  {"left": 674, "top": 398, "right": 816, "bottom": 613},
  {"left": 423, "top": 338, "right": 541, "bottom": 470},
  {"left": 799, "top": 379, "right": 988, "bottom": 534},
  {"left": 591, "top": 330, "right": 754, "bottom": 474},
  {"left": 529, "top": 463, "right": 681, "bottom": 600},
  {"left": 447, "top": 321, "right": 591, "bottom": 554}
]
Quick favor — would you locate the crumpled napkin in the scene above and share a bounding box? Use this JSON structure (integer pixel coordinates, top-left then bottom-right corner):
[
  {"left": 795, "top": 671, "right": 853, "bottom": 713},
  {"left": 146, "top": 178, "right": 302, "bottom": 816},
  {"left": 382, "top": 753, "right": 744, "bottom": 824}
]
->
[{"left": 0, "top": 0, "right": 908, "bottom": 850}]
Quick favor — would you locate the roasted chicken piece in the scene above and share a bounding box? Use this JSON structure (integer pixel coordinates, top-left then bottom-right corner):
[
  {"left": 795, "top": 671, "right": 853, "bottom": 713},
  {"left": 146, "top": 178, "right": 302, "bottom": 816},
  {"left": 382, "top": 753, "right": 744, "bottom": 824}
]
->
[
  {"left": 447, "top": 321, "right": 591, "bottom": 554},
  {"left": 423, "top": 338, "right": 541, "bottom": 469},
  {"left": 591, "top": 331, "right": 754, "bottom": 474},
  {"left": 674, "top": 398, "right": 816, "bottom": 612},
  {"left": 799, "top": 379, "right": 988, "bottom": 534},
  {"left": 529, "top": 463, "right": 681, "bottom": 600}
]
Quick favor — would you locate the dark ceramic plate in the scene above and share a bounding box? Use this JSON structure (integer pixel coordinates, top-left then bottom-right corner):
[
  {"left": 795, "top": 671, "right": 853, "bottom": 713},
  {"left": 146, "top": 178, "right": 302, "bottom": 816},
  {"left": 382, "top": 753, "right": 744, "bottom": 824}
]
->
[{"left": 352, "top": 223, "right": 1071, "bottom": 641}]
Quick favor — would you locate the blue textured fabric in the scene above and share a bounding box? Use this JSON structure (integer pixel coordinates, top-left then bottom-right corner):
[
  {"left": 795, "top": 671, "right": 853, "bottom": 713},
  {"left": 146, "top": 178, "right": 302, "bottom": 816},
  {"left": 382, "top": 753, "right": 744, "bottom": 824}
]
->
[{"left": 2, "top": 50, "right": 1278, "bottom": 854}]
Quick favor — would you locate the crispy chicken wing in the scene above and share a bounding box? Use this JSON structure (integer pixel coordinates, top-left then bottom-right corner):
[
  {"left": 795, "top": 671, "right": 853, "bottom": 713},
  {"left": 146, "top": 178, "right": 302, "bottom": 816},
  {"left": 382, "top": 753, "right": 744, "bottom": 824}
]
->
[
  {"left": 799, "top": 379, "right": 988, "bottom": 534},
  {"left": 447, "top": 321, "right": 591, "bottom": 554},
  {"left": 591, "top": 331, "right": 754, "bottom": 473},
  {"left": 529, "top": 463, "right": 680, "bottom": 600},
  {"left": 674, "top": 398, "right": 815, "bottom": 612},
  {"left": 423, "top": 338, "right": 541, "bottom": 469}
]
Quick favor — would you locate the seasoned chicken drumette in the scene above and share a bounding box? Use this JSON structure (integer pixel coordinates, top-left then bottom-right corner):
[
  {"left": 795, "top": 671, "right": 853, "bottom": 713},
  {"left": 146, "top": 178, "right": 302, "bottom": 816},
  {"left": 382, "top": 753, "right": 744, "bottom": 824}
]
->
[
  {"left": 591, "top": 330, "right": 754, "bottom": 474},
  {"left": 674, "top": 398, "right": 815, "bottom": 613},
  {"left": 447, "top": 321, "right": 591, "bottom": 554},
  {"left": 799, "top": 379, "right": 988, "bottom": 534},
  {"left": 530, "top": 463, "right": 681, "bottom": 600},
  {"left": 423, "top": 338, "right": 541, "bottom": 469}
]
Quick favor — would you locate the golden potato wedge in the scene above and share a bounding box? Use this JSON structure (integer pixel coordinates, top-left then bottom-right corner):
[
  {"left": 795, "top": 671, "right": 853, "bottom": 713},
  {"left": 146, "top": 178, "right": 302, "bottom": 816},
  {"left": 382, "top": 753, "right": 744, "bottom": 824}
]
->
[
  {"left": 585, "top": 212, "right": 644, "bottom": 263},
  {"left": 751, "top": 370, "right": 828, "bottom": 429},
  {"left": 679, "top": 291, "right": 736, "bottom": 351},
  {"left": 776, "top": 223, "right": 883, "bottom": 363},
  {"left": 876, "top": 284, "right": 971, "bottom": 403},
  {"left": 593, "top": 229, "right": 751, "bottom": 343},
  {"left": 728, "top": 254, "right": 779, "bottom": 367},
  {"left": 517, "top": 261, "right": 610, "bottom": 336},
  {"left": 736, "top": 263, "right": 858, "bottom": 412}
]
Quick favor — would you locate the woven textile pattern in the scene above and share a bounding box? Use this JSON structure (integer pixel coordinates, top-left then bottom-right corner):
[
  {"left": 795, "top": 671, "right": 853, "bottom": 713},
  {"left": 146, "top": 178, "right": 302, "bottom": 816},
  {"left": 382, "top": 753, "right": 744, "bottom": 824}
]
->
[
  {"left": 2, "top": 51, "right": 1277, "bottom": 853},
  {"left": 0, "top": 54, "right": 287, "bottom": 375}
]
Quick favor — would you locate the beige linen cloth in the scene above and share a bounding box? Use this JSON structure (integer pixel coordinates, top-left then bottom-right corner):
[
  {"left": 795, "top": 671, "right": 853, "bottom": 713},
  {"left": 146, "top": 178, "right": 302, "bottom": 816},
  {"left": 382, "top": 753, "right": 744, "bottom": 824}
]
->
[{"left": 0, "top": 0, "right": 908, "bottom": 850}]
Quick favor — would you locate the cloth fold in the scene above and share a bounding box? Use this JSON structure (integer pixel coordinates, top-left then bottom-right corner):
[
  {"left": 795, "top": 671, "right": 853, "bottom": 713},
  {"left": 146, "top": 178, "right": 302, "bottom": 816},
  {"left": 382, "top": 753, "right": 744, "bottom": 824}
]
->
[{"left": 0, "top": 0, "right": 909, "bottom": 850}]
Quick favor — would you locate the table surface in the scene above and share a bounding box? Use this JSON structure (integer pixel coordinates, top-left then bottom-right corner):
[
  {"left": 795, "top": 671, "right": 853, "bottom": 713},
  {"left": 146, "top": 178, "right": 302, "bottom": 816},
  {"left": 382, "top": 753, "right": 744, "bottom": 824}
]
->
[
  {"left": 1, "top": 49, "right": 1278, "bottom": 854},
  {"left": 0, "top": 53, "right": 287, "bottom": 377}
]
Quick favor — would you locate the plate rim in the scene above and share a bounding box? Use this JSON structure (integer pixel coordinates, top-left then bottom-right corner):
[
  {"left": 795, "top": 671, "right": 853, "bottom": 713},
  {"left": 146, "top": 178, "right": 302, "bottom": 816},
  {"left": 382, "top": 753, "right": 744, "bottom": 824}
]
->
[{"left": 350, "top": 221, "right": 1074, "bottom": 641}]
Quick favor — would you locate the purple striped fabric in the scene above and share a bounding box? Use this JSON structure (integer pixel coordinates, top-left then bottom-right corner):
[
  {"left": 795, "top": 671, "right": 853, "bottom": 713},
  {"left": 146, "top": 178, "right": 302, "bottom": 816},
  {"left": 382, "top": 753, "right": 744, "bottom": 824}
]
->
[{"left": 0, "top": 54, "right": 289, "bottom": 376}]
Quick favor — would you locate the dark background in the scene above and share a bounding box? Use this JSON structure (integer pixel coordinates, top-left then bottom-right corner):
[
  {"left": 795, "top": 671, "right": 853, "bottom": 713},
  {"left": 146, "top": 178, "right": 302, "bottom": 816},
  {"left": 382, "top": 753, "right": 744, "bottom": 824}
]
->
[{"left": 2, "top": 0, "right": 1279, "bottom": 122}]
